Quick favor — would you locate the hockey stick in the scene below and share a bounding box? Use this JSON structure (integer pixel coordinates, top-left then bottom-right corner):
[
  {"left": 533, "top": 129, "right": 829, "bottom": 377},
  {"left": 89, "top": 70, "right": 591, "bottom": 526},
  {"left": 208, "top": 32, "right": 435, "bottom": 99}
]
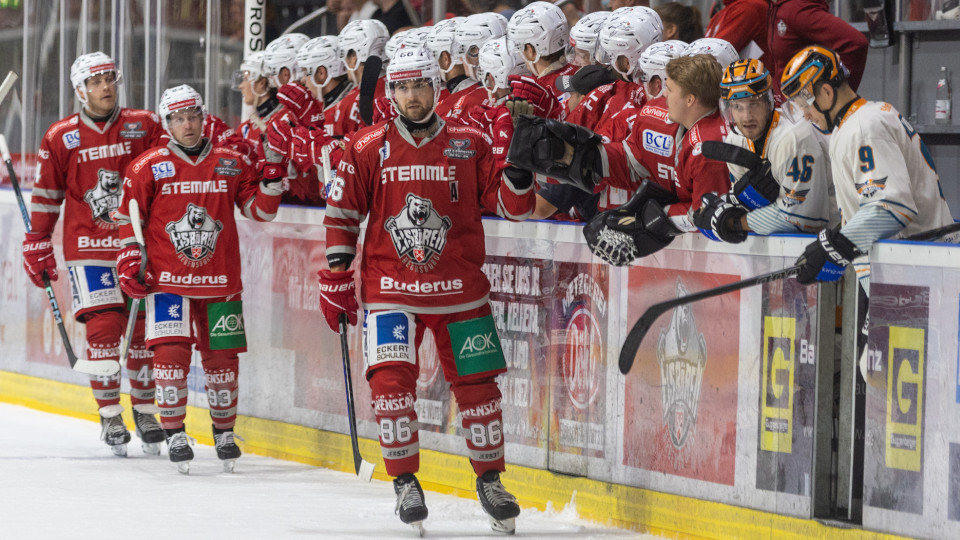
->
[
  {"left": 619, "top": 265, "right": 802, "bottom": 374},
  {"left": 700, "top": 140, "right": 762, "bottom": 170},
  {"left": 118, "top": 199, "right": 147, "bottom": 366},
  {"left": 320, "top": 144, "right": 333, "bottom": 198},
  {"left": 0, "top": 135, "right": 120, "bottom": 376},
  {"left": 0, "top": 71, "right": 18, "bottom": 109},
  {"left": 357, "top": 55, "right": 383, "bottom": 127},
  {"left": 339, "top": 313, "right": 375, "bottom": 481}
]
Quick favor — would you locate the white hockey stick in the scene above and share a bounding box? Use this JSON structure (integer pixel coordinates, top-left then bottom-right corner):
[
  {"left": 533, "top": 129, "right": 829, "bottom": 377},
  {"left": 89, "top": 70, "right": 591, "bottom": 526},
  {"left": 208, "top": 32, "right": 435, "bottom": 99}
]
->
[
  {"left": 118, "top": 199, "right": 147, "bottom": 366},
  {"left": 320, "top": 144, "right": 333, "bottom": 197},
  {"left": 0, "top": 134, "right": 119, "bottom": 376},
  {"left": 0, "top": 71, "right": 18, "bottom": 108}
]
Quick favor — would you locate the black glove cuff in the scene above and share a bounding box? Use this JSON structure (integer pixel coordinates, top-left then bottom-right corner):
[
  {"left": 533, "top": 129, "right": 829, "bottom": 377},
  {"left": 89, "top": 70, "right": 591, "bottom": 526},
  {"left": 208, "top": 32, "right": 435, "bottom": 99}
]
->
[
  {"left": 504, "top": 166, "right": 533, "bottom": 190},
  {"left": 820, "top": 228, "right": 860, "bottom": 263},
  {"left": 326, "top": 252, "right": 355, "bottom": 270}
]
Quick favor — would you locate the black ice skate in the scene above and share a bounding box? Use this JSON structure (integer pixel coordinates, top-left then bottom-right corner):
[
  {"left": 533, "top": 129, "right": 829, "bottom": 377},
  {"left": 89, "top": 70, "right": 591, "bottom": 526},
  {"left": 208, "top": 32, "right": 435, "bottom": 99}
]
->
[
  {"left": 165, "top": 428, "right": 194, "bottom": 475},
  {"left": 476, "top": 470, "right": 520, "bottom": 534},
  {"left": 393, "top": 473, "right": 428, "bottom": 536},
  {"left": 132, "top": 405, "right": 164, "bottom": 456},
  {"left": 213, "top": 426, "right": 242, "bottom": 473},
  {"left": 98, "top": 405, "right": 131, "bottom": 457}
]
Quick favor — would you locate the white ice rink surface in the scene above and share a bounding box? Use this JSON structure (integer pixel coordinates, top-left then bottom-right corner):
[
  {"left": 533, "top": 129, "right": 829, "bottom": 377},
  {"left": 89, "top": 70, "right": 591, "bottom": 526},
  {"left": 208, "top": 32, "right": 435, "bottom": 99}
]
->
[{"left": 0, "top": 403, "right": 653, "bottom": 539}]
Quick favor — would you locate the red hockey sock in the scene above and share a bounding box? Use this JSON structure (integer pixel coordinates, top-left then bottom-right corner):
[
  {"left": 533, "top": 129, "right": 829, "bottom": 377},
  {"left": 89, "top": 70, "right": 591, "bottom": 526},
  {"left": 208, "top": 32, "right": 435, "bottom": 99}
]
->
[
  {"left": 152, "top": 343, "right": 192, "bottom": 430},
  {"left": 84, "top": 311, "right": 124, "bottom": 409},
  {"left": 201, "top": 352, "right": 239, "bottom": 430},
  {"left": 369, "top": 365, "right": 420, "bottom": 477},
  {"left": 452, "top": 379, "right": 506, "bottom": 476}
]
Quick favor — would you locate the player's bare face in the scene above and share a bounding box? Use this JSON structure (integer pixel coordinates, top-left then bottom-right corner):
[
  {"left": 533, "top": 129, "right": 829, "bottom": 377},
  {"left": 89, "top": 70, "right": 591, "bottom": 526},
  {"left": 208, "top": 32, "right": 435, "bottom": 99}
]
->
[
  {"left": 394, "top": 79, "right": 434, "bottom": 122},
  {"left": 346, "top": 52, "right": 360, "bottom": 84},
  {"left": 663, "top": 78, "right": 688, "bottom": 126},
  {"left": 168, "top": 108, "right": 204, "bottom": 148},
  {"left": 239, "top": 75, "right": 265, "bottom": 106},
  {"left": 83, "top": 72, "right": 118, "bottom": 116},
  {"left": 728, "top": 96, "right": 771, "bottom": 140}
]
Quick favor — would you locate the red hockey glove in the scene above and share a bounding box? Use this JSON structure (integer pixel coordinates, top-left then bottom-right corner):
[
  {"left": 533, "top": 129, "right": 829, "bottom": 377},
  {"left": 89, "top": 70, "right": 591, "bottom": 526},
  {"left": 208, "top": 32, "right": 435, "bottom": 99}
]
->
[
  {"left": 257, "top": 160, "right": 287, "bottom": 191},
  {"left": 317, "top": 269, "right": 359, "bottom": 333},
  {"left": 22, "top": 232, "right": 58, "bottom": 288},
  {"left": 266, "top": 115, "right": 296, "bottom": 159},
  {"left": 507, "top": 75, "right": 557, "bottom": 119},
  {"left": 488, "top": 105, "right": 514, "bottom": 172},
  {"left": 116, "top": 244, "right": 156, "bottom": 299},
  {"left": 277, "top": 82, "right": 323, "bottom": 127},
  {"left": 290, "top": 126, "right": 345, "bottom": 172},
  {"left": 467, "top": 104, "right": 494, "bottom": 131},
  {"left": 372, "top": 96, "right": 398, "bottom": 123}
]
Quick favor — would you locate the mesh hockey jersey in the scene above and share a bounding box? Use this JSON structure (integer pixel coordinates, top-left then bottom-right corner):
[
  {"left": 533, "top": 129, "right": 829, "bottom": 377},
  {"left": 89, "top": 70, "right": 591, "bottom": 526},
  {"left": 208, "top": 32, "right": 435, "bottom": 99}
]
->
[
  {"left": 30, "top": 107, "right": 164, "bottom": 265},
  {"left": 116, "top": 140, "right": 282, "bottom": 298},
  {"left": 324, "top": 118, "right": 535, "bottom": 313}
]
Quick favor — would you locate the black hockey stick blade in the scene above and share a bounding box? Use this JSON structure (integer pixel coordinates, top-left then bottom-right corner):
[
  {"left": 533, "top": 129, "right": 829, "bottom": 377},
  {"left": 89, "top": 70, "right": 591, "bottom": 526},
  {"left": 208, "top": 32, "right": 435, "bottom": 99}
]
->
[
  {"left": 619, "top": 265, "right": 802, "bottom": 374},
  {"left": 903, "top": 221, "right": 960, "bottom": 242},
  {"left": 338, "top": 313, "right": 375, "bottom": 481},
  {"left": 700, "top": 140, "right": 762, "bottom": 170},
  {"left": 357, "top": 55, "right": 383, "bottom": 127}
]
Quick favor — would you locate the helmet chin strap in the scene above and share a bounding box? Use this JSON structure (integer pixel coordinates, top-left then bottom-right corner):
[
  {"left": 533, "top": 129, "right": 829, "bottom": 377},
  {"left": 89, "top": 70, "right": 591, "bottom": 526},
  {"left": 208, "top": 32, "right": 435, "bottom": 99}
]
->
[{"left": 813, "top": 84, "right": 840, "bottom": 131}]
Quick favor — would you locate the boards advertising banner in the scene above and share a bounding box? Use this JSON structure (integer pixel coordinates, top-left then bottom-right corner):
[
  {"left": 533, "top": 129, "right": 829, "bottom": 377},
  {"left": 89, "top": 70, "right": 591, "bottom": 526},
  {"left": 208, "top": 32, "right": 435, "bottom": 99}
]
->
[
  {"left": 622, "top": 266, "right": 740, "bottom": 486},
  {"left": 755, "top": 278, "right": 818, "bottom": 495},
  {"left": 863, "top": 283, "right": 928, "bottom": 515},
  {"left": 548, "top": 262, "right": 609, "bottom": 459}
]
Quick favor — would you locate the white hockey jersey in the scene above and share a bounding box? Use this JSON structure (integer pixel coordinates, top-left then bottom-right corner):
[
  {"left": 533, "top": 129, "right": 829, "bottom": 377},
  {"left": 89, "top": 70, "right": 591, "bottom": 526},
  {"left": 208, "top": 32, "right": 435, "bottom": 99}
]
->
[
  {"left": 726, "top": 109, "right": 837, "bottom": 233},
  {"left": 830, "top": 99, "right": 952, "bottom": 237}
]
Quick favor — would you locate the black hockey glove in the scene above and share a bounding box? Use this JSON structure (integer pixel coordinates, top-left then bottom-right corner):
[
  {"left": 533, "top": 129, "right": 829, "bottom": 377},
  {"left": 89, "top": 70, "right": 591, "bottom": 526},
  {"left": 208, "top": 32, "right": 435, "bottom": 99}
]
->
[
  {"left": 693, "top": 193, "right": 749, "bottom": 243},
  {"left": 507, "top": 115, "right": 602, "bottom": 193},
  {"left": 730, "top": 159, "right": 778, "bottom": 210},
  {"left": 638, "top": 199, "right": 683, "bottom": 243},
  {"left": 583, "top": 207, "right": 640, "bottom": 266},
  {"left": 503, "top": 166, "right": 533, "bottom": 191},
  {"left": 795, "top": 227, "right": 861, "bottom": 284}
]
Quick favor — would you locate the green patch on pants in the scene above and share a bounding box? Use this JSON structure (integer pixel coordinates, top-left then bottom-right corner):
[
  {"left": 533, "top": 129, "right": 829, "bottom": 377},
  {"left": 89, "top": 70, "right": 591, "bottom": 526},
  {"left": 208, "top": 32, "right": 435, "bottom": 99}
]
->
[
  {"left": 207, "top": 301, "right": 247, "bottom": 350},
  {"left": 447, "top": 314, "right": 506, "bottom": 377}
]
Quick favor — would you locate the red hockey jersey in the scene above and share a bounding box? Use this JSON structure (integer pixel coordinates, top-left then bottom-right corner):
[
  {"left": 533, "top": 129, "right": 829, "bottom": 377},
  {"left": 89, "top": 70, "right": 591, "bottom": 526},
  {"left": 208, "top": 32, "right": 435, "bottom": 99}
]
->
[
  {"left": 117, "top": 141, "right": 282, "bottom": 298},
  {"left": 331, "top": 78, "right": 387, "bottom": 138},
  {"left": 31, "top": 107, "right": 164, "bottom": 264},
  {"left": 667, "top": 110, "right": 730, "bottom": 226},
  {"left": 324, "top": 119, "right": 535, "bottom": 313},
  {"left": 603, "top": 96, "right": 683, "bottom": 193},
  {"left": 434, "top": 80, "right": 488, "bottom": 125}
]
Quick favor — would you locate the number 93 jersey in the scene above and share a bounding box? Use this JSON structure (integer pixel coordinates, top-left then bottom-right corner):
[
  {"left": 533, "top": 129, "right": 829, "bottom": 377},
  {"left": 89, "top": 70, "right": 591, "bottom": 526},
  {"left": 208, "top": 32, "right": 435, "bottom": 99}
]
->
[{"left": 830, "top": 99, "right": 953, "bottom": 236}]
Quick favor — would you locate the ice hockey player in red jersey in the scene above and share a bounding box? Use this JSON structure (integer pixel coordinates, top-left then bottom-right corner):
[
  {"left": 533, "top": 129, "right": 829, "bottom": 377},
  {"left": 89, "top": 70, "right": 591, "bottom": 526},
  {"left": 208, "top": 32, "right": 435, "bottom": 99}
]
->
[
  {"left": 318, "top": 47, "right": 534, "bottom": 535},
  {"left": 331, "top": 19, "right": 390, "bottom": 137},
  {"left": 23, "top": 52, "right": 165, "bottom": 457},
  {"left": 508, "top": 1, "right": 578, "bottom": 118},
  {"left": 433, "top": 13, "right": 505, "bottom": 124},
  {"left": 297, "top": 35, "right": 356, "bottom": 137},
  {"left": 114, "top": 85, "right": 284, "bottom": 474}
]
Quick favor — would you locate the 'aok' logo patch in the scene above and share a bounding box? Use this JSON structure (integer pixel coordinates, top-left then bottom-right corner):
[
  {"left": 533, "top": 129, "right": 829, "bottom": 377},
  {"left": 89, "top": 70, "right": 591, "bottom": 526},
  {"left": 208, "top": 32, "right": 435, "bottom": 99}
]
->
[{"left": 165, "top": 203, "right": 223, "bottom": 267}]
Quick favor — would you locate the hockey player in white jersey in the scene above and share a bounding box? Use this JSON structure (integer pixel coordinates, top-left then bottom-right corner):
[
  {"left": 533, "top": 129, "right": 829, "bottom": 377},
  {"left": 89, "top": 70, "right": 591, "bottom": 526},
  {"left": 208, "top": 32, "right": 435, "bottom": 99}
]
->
[
  {"left": 780, "top": 45, "right": 954, "bottom": 286},
  {"left": 693, "top": 58, "right": 835, "bottom": 242}
]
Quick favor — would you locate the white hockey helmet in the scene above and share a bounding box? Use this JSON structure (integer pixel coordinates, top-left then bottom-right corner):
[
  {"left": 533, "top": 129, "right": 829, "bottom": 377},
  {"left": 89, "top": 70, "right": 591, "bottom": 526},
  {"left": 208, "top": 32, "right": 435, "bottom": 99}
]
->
[
  {"left": 401, "top": 26, "right": 434, "bottom": 50},
  {"left": 426, "top": 17, "right": 466, "bottom": 73},
  {"left": 70, "top": 52, "right": 122, "bottom": 103},
  {"left": 477, "top": 36, "right": 530, "bottom": 102},
  {"left": 638, "top": 39, "right": 687, "bottom": 97},
  {"left": 598, "top": 12, "right": 662, "bottom": 82},
  {"left": 609, "top": 6, "right": 663, "bottom": 33},
  {"left": 568, "top": 11, "right": 610, "bottom": 66},
  {"left": 385, "top": 30, "right": 410, "bottom": 63},
  {"left": 508, "top": 2, "right": 570, "bottom": 63},
  {"left": 266, "top": 33, "right": 310, "bottom": 52},
  {"left": 260, "top": 46, "right": 301, "bottom": 88},
  {"left": 683, "top": 38, "right": 739, "bottom": 70},
  {"left": 455, "top": 13, "right": 508, "bottom": 79},
  {"left": 231, "top": 51, "right": 267, "bottom": 94},
  {"left": 386, "top": 47, "right": 443, "bottom": 120},
  {"left": 297, "top": 36, "right": 347, "bottom": 81},
  {"left": 338, "top": 19, "right": 389, "bottom": 71},
  {"left": 158, "top": 84, "right": 206, "bottom": 135}
]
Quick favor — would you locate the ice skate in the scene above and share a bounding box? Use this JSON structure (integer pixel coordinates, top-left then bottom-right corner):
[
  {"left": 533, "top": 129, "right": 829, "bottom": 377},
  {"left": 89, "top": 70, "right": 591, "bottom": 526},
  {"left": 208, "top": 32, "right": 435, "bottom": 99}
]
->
[
  {"left": 476, "top": 471, "right": 520, "bottom": 534},
  {"left": 165, "top": 429, "right": 194, "bottom": 474},
  {"left": 393, "top": 473, "right": 428, "bottom": 536},
  {"left": 99, "top": 405, "right": 131, "bottom": 457},
  {"left": 213, "top": 426, "right": 242, "bottom": 473},
  {"left": 132, "top": 404, "right": 164, "bottom": 456}
]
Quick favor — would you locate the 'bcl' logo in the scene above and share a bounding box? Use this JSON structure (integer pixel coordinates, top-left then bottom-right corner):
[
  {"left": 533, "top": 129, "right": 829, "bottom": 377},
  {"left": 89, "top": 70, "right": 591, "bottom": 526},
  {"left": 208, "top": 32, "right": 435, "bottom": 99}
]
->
[
  {"left": 761, "top": 316, "right": 795, "bottom": 454},
  {"left": 885, "top": 325, "right": 925, "bottom": 472},
  {"left": 562, "top": 306, "right": 603, "bottom": 411}
]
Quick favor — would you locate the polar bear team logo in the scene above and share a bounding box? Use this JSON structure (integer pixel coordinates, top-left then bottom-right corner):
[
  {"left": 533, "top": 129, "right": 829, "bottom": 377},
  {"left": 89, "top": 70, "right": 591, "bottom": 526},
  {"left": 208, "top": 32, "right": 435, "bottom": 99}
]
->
[
  {"left": 384, "top": 194, "right": 452, "bottom": 272},
  {"left": 83, "top": 168, "right": 122, "bottom": 226},
  {"left": 165, "top": 203, "right": 223, "bottom": 267}
]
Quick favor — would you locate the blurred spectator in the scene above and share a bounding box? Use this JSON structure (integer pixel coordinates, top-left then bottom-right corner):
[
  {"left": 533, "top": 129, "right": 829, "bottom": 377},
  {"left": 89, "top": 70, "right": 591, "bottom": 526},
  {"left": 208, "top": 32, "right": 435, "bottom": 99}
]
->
[
  {"left": 467, "top": 0, "right": 520, "bottom": 19},
  {"left": 767, "top": 0, "right": 869, "bottom": 99},
  {"left": 655, "top": 3, "right": 704, "bottom": 42},
  {"left": 610, "top": 0, "right": 650, "bottom": 10},
  {"left": 706, "top": 0, "right": 769, "bottom": 66},
  {"left": 374, "top": 0, "right": 421, "bottom": 34},
  {"left": 556, "top": 0, "right": 584, "bottom": 28}
]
